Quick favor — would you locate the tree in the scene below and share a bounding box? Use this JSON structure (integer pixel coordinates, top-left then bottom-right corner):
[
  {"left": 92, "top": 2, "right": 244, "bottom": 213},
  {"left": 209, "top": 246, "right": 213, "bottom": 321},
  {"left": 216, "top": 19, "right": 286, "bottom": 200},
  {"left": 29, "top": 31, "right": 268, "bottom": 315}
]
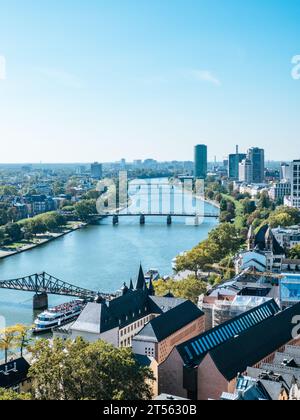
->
[
  {"left": 0, "top": 228, "right": 5, "bottom": 246},
  {"left": 241, "top": 198, "right": 256, "bottom": 215},
  {"left": 12, "top": 325, "right": 33, "bottom": 357},
  {"left": 28, "top": 338, "right": 154, "bottom": 400},
  {"left": 0, "top": 327, "right": 16, "bottom": 363},
  {"left": 175, "top": 244, "right": 214, "bottom": 279},
  {"left": 257, "top": 191, "right": 271, "bottom": 209},
  {"left": 0, "top": 388, "right": 31, "bottom": 400},
  {"left": 289, "top": 245, "right": 300, "bottom": 260},
  {"left": 74, "top": 200, "right": 97, "bottom": 222},
  {"left": 5, "top": 223, "right": 23, "bottom": 242},
  {"left": 153, "top": 276, "right": 207, "bottom": 304},
  {"left": 207, "top": 223, "right": 242, "bottom": 261}
]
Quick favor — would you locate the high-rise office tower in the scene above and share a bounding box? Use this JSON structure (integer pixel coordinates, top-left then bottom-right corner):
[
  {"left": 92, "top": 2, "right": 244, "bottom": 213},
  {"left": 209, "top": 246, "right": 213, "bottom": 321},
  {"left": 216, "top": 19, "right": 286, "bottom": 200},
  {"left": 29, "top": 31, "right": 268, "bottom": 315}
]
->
[
  {"left": 239, "top": 158, "right": 253, "bottom": 183},
  {"left": 228, "top": 145, "right": 246, "bottom": 180},
  {"left": 194, "top": 145, "right": 208, "bottom": 179},
  {"left": 247, "top": 147, "right": 265, "bottom": 183},
  {"left": 291, "top": 160, "right": 300, "bottom": 209},
  {"left": 280, "top": 163, "right": 291, "bottom": 181},
  {"left": 91, "top": 162, "right": 103, "bottom": 180}
]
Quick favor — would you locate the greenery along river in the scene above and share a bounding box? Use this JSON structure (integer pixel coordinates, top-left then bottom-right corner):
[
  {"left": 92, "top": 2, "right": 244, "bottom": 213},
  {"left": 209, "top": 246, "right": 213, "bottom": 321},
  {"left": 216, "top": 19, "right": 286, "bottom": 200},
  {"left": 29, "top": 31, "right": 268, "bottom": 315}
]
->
[{"left": 0, "top": 179, "right": 219, "bottom": 328}]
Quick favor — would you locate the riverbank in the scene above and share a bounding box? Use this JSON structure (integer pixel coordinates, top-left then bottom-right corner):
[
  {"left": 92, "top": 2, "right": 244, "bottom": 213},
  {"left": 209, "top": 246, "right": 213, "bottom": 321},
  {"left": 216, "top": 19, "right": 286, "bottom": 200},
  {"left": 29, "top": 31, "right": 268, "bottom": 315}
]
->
[{"left": 0, "top": 221, "right": 87, "bottom": 260}]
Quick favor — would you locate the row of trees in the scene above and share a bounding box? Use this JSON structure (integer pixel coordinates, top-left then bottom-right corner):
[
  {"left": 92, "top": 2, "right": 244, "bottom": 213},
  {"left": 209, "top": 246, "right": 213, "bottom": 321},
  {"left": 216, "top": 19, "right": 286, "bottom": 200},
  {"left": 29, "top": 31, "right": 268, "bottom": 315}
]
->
[
  {"left": 0, "top": 337, "right": 154, "bottom": 401},
  {"left": 0, "top": 212, "right": 67, "bottom": 246}
]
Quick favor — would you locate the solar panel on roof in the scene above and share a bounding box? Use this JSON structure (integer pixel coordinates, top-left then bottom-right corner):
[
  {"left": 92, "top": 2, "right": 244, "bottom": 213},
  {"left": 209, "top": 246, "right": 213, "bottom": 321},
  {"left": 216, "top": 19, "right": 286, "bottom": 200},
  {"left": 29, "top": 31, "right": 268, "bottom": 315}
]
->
[
  {"left": 208, "top": 334, "right": 216, "bottom": 347},
  {"left": 191, "top": 342, "right": 200, "bottom": 356},
  {"left": 184, "top": 346, "right": 193, "bottom": 360},
  {"left": 202, "top": 336, "right": 211, "bottom": 350},
  {"left": 197, "top": 339, "right": 205, "bottom": 352},
  {"left": 194, "top": 341, "right": 203, "bottom": 354}
]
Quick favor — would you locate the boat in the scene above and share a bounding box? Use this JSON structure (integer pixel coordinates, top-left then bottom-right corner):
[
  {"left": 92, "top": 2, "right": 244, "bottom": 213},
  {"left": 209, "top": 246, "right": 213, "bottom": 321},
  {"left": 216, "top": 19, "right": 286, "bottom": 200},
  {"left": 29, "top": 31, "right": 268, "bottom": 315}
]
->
[{"left": 33, "top": 300, "right": 86, "bottom": 334}]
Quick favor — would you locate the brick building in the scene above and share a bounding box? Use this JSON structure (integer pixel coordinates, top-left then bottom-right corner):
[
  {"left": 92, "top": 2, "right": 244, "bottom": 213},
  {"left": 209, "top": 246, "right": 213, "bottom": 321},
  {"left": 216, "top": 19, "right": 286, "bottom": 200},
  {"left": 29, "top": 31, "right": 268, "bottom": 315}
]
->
[{"left": 158, "top": 300, "right": 300, "bottom": 400}]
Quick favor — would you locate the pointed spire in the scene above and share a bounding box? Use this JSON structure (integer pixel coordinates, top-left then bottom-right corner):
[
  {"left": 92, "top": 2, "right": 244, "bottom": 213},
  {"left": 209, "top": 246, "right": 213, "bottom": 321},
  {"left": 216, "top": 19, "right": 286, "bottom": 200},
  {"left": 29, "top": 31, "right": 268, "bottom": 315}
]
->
[
  {"left": 129, "top": 278, "right": 134, "bottom": 290},
  {"left": 136, "top": 264, "right": 146, "bottom": 290}
]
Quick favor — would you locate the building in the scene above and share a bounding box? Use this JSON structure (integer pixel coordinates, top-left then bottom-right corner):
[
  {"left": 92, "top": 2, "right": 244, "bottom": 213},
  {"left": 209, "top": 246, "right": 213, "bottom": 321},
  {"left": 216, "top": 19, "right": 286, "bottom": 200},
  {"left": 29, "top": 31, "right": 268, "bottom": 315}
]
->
[
  {"left": 280, "top": 163, "right": 291, "bottom": 181},
  {"left": 55, "top": 266, "right": 205, "bottom": 350},
  {"left": 272, "top": 226, "right": 300, "bottom": 250},
  {"left": 291, "top": 160, "right": 300, "bottom": 209},
  {"left": 245, "top": 224, "right": 285, "bottom": 272},
  {"left": 194, "top": 145, "right": 207, "bottom": 179},
  {"left": 268, "top": 181, "right": 291, "bottom": 202},
  {"left": 221, "top": 373, "right": 290, "bottom": 400},
  {"left": 158, "top": 301, "right": 300, "bottom": 400},
  {"left": 239, "top": 159, "right": 253, "bottom": 183},
  {"left": 199, "top": 295, "right": 274, "bottom": 330},
  {"left": 228, "top": 146, "right": 246, "bottom": 180},
  {"left": 222, "top": 345, "right": 300, "bottom": 400},
  {"left": 91, "top": 162, "right": 103, "bottom": 180},
  {"left": 132, "top": 300, "right": 205, "bottom": 364},
  {"left": 247, "top": 147, "right": 265, "bottom": 183},
  {"left": 280, "top": 274, "right": 300, "bottom": 308},
  {"left": 0, "top": 358, "right": 31, "bottom": 393}
]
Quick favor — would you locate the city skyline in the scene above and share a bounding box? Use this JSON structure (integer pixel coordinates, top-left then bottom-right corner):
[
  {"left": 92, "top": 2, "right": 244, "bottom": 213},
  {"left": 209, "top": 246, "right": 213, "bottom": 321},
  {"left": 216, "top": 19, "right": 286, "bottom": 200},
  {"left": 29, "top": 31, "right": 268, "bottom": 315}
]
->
[{"left": 0, "top": 1, "right": 300, "bottom": 163}]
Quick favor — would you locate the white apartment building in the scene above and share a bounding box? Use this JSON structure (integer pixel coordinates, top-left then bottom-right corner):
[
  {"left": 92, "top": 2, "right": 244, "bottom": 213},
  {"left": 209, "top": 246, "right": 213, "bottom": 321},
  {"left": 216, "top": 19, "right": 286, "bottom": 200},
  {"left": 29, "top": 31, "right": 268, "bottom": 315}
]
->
[{"left": 239, "top": 159, "right": 253, "bottom": 183}]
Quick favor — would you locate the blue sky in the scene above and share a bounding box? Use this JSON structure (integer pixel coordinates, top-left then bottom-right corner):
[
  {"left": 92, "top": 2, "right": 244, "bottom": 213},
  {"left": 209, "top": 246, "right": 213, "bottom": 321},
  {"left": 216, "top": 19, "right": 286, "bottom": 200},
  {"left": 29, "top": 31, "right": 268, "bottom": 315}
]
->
[{"left": 0, "top": 0, "right": 299, "bottom": 163}]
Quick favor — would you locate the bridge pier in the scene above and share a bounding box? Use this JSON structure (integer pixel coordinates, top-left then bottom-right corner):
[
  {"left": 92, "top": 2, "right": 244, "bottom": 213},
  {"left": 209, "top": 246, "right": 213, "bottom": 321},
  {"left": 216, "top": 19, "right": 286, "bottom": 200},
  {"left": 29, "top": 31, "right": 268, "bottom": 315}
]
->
[
  {"left": 167, "top": 215, "right": 172, "bottom": 225},
  {"left": 140, "top": 215, "right": 145, "bottom": 225},
  {"left": 194, "top": 216, "right": 199, "bottom": 226},
  {"left": 33, "top": 292, "right": 48, "bottom": 310},
  {"left": 112, "top": 215, "right": 119, "bottom": 225}
]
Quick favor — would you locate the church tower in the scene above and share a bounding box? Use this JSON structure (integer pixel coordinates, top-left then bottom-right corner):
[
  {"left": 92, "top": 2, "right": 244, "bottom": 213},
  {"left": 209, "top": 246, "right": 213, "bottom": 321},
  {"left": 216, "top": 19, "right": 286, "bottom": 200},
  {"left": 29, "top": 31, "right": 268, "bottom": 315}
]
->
[{"left": 247, "top": 225, "right": 255, "bottom": 251}]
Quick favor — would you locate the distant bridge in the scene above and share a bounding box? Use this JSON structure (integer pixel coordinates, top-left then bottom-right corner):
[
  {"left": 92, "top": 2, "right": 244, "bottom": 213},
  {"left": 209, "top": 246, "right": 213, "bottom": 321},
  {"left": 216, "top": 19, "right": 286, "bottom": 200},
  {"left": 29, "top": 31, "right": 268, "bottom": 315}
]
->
[
  {"left": 0, "top": 272, "right": 112, "bottom": 310},
  {"left": 93, "top": 212, "right": 219, "bottom": 225}
]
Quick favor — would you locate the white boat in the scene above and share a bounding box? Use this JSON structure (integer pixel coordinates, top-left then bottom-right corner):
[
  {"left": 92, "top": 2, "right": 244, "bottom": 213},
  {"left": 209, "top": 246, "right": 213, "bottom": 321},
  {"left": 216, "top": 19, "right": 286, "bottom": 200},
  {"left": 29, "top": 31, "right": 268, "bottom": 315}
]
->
[{"left": 33, "top": 300, "right": 86, "bottom": 334}]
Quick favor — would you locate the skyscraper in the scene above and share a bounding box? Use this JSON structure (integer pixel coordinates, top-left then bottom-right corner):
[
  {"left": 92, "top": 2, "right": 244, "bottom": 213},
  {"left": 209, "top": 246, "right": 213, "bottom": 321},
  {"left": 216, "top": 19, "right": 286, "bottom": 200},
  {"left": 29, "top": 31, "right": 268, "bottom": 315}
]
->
[
  {"left": 194, "top": 145, "right": 208, "bottom": 179},
  {"left": 228, "top": 145, "right": 246, "bottom": 180},
  {"left": 247, "top": 147, "right": 265, "bottom": 183},
  {"left": 91, "top": 162, "right": 103, "bottom": 180},
  {"left": 239, "top": 158, "right": 253, "bottom": 183}
]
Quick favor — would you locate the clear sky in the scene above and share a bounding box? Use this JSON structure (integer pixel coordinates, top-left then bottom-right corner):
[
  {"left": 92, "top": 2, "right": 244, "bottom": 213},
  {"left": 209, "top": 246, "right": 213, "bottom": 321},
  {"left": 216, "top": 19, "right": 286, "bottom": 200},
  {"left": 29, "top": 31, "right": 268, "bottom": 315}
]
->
[{"left": 0, "top": 0, "right": 299, "bottom": 163}]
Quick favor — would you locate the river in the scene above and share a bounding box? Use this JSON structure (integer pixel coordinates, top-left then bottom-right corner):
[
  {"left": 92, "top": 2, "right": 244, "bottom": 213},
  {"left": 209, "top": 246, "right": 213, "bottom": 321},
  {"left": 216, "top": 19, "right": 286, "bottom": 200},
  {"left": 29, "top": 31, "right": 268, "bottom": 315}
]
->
[{"left": 0, "top": 179, "right": 218, "bottom": 328}]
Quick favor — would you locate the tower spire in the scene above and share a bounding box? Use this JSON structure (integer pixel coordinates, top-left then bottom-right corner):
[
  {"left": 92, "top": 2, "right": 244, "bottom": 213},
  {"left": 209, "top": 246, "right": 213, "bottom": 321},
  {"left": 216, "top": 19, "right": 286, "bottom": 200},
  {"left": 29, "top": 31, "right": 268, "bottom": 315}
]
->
[{"left": 136, "top": 264, "right": 146, "bottom": 290}]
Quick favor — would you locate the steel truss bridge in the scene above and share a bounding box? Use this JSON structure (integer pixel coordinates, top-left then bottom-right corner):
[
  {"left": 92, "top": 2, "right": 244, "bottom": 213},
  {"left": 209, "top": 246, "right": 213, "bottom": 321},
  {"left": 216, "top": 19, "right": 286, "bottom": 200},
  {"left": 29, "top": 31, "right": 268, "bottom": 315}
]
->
[{"left": 0, "top": 272, "right": 111, "bottom": 309}]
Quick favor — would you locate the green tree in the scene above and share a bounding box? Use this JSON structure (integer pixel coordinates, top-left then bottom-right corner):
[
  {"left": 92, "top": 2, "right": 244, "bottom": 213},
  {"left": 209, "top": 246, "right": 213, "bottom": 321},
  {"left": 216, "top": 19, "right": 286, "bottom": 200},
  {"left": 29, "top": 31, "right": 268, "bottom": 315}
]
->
[
  {"left": 5, "top": 223, "right": 23, "bottom": 242},
  {"left": 289, "top": 245, "right": 300, "bottom": 260},
  {"left": 0, "top": 327, "right": 17, "bottom": 363},
  {"left": 75, "top": 200, "right": 97, "bottom": 222},
  {"left": 153, "top": 276, "right": 207, "bottom": 304},
  {"left": 12, "top": 325, "right": 33, "bottom": 357},
  {"left": 175, "top": 244, "right": 214, "bottom": 279},
  {"left": 0, "top": 388, "right": 31, "bottom": 400},
  {"left": 28, "top": 338, "right": 154, "bottom": 400},
  {"left": 0, "top": 228, "right": 5, "bottom": 246}
]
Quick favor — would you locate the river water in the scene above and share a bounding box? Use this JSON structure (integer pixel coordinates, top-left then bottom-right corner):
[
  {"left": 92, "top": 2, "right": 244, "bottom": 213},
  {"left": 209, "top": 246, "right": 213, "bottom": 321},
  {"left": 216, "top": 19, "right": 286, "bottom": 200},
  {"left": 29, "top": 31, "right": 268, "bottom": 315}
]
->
[{"left": 0, "top": 179, "right": 218, "bottom": 328}]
